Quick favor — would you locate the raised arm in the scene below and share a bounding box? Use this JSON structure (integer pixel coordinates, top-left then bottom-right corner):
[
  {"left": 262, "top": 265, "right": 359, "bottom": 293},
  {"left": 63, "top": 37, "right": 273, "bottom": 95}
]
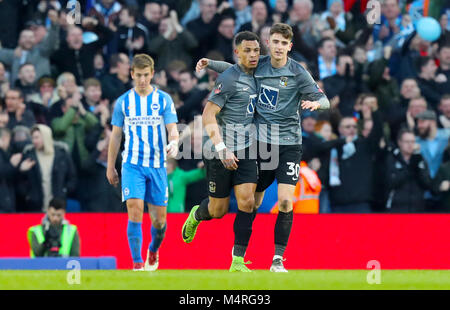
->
[{"left": 196, "top": 58, "right": 232, "bottom": 73}]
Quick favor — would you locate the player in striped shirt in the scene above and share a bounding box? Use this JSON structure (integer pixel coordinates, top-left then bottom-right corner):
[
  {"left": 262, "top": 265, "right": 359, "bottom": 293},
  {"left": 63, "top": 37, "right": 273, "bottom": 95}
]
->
[{"left": 107, "top": 54, "right": 179, "bottom": 271}]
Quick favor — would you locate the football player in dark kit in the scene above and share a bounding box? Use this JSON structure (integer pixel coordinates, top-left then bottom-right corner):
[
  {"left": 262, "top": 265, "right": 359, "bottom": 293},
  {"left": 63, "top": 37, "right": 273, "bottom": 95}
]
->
[
  {"left": 193, "top": 23, "right": 330, "bottom": 272},
  {"left": 182, "top": 31, "right": 261, "bottom": 272}
]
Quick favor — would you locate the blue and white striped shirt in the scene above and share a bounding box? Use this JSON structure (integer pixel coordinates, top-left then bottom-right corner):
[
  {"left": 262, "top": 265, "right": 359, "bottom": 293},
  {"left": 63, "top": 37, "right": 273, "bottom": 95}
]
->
[{"left": 111, "top": 87, "right": 178, "bottom": 168}]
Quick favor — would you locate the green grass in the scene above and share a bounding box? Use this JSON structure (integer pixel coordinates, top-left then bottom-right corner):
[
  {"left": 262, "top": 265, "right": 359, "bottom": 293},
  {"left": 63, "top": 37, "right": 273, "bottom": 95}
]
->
[{"left": 1, "top": 270, "right": 449, "bottom": 290}]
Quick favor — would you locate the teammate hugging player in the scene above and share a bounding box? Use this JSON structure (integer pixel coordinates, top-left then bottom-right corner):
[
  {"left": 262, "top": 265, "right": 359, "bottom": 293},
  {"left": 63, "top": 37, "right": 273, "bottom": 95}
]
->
[
  {"left": 182, "top": 31, "right": 261, "bottom": 272},
  {"left": 193, "top": 23, "right": 330, "bottom": 272},
  {"left": 107, "top": 54, "right": 179, "bottom": 271}
]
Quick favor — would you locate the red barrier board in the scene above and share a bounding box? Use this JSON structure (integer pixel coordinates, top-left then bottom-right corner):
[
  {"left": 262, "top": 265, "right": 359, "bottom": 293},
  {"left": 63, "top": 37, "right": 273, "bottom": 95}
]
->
[{"left": 0, "top": 213, "right": 449, "bottom": 270}]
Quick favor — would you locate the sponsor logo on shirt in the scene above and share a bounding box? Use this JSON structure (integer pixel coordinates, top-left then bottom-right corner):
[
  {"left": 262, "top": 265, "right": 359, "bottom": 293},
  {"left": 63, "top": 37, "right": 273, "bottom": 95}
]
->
[
  {"left": 125, "top": 115, "right": 162, "bottom": 126},
  {"left": 258, "top": 84, "right": 279, "bottom": 110}
]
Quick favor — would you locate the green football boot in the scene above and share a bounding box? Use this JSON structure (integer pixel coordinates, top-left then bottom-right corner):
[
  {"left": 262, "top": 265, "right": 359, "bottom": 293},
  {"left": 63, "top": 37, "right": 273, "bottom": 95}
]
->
[
  {"left": 229, "top": 256, "right": 252, "bottom": 272},
  {"left": 181, "top": 205, "right": 200, "bottom": 243}
]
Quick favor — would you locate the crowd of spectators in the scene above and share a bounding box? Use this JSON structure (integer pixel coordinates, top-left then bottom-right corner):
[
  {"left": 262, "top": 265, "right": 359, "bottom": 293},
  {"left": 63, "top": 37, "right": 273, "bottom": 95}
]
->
[{"left": 0, "top": 0, "right": 449, "bottom": 214}]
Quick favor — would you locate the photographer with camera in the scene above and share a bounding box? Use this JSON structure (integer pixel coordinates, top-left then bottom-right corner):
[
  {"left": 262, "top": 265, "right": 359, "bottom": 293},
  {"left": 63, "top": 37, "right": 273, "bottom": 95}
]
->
[{"left": 27, "top": 197, "right": 80, "bottom": 257}]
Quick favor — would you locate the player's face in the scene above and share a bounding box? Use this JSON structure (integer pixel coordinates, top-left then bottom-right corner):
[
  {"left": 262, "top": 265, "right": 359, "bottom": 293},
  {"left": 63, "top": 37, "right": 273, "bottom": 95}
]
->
[
  {"left": 268, "top": 33, "right": 292, "bottom": 62},
  {"left": 236, "top": 40, "right": 260, "bottom": 69},
  {"left": 131, "top": 67, "right": 154, "bottom": 91}
]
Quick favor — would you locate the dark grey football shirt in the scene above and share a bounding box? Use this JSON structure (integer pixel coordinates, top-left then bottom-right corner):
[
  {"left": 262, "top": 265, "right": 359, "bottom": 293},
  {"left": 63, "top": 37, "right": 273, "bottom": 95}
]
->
[
  {"left": 204, "top": 64, "right": 258, "bottom": 153},
  {"left": 208, "top": 56, "right": 330, "bottom": 145}
]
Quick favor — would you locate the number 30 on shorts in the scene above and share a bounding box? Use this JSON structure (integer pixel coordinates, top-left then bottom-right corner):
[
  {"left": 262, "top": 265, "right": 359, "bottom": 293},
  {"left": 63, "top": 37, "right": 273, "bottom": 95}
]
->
[{"left": 286, "top": 162, "right": 300, "bottom": 181}]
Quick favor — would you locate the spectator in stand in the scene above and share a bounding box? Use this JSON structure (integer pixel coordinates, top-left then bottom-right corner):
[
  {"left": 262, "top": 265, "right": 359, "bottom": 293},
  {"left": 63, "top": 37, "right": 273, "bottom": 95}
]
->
[
  {"left": 320, "top": 0, "right": 362, "bottom": 45},
  {"left": 115, "top": 6, "right": 149, "bottom": 59},
  {"left": 431, "top": 145, "right": 450, "bottom": 213},
  {"left": 372, "top": 0, "right": 401, "bottom": 45},
  {"left": 367, "top": 46, "right": 401, "bottom": 117},
  {"left": 0, "top": 127, "right": 22, "bottom": 213},
  {"left": 48, "top": 72, "right": 82, "bottom": 123},
  {"left": 0, "top": 61, "right": 9, "bottom": 100},
  {"left": 80, "top": 124, "right": 122, "bottom": 212},
  {"left": 176, "top": 70, "right": 209, "bottom": 124},
  {"left": 4, "top": 88, "right": 36, "bottom": 130},
  {"left": 271, "top": 0, "right": 289, "bottom": 24},
  {"left": 415, "top": 56, "right": 450, "bottom": 110},
  {"left": 139, "top": 1, "right": 163, "bottom": 40},
  {"left": 187, "top": 0, "right": 227, "bottom": 61},
  {"left": 18, "top": 124, "right": 77, "bottom": 212},
  {"left": 415, "top": 110, "right": 450, "bottom": 210},
  {"left": 437, "top": 43, "right": 450, "bottom": 80},
  {"left": 328, "top": 99, "right": 383, "bottom": 213},
  {"left": 167, "top": 158, "right": 206, "bottom": 213},
  {"left": 82, "top": 78, "right": 110, "bottom": 128},
  {"left": 384, "top": 128, "right": 431, "bottom": 212},
  {"left": 50, "top": 90, "right": 99, "bottom": 173},
  {"left": 232, "top": 0, "right": 252, "bottom": 32},
  {"left": 238, "top": 0, "right": 269, "bottom": 33},
  {"left": 416, "top": 110, "right": 450, "bottom": 178},
  {"left": 315, "top": 37, "right": 337, "bottom": 80},
  {"left": 289, "top": 0, "right": 322, "bottom": 50},
  {"left": 438, "top": 95, "right": 450, "bottom": 129},
  {"left": 51, "top": 16, "right": 114, "bottom": 85},
  {"left": 148, "top": 11, "right": 198, "bottom": 70},
  {"left": 16, "top": 63, "right": 38, "bottom": 101},
  {"left": 0, "top": 112, "right": 9, "bottom": 129},
  {"left": 88, "top": 0, "right": 122, "bottom": 28},
  {"left": 214, "top": 15, "right": 236, "bottom": 64},
  {"left": 323, "top": 54, "right": 363, "bottom": 116},
  {"left": 0, "top": 9, "right": 60, "bottom": 85},
  {"left": 100, "top": 53, "right": 133, "bottom": 103}
]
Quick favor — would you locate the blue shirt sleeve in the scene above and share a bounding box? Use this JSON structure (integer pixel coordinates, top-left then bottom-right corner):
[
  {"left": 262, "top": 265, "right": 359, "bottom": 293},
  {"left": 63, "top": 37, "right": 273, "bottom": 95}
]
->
[
  {"left": 111, "top": 97, "right": 125, "bottom": 127},
  {"left": 162, "top": 93, "right": 178, "bottom": 125}
]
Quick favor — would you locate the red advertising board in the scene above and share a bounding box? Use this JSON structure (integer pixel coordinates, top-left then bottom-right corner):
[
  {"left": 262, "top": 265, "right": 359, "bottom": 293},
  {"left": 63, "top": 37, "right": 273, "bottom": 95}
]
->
[{"left": 0, "top": 213, "right": 449, "bottom": 269}]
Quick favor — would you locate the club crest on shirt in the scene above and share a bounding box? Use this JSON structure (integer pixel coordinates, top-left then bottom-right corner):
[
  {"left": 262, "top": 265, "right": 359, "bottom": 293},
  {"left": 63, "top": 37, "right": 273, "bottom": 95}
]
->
[
  {"left": 279, "top": 76, "right": 288, "bottom": 87},
  {"left": 214, "top": 83, "right": 223, "bottom": 94},
  {"left": 151, "top": 102, "right": 160, "bottom": 111},
  {"left": 209, "top": 181, "right": 216, "bottom": 193}
]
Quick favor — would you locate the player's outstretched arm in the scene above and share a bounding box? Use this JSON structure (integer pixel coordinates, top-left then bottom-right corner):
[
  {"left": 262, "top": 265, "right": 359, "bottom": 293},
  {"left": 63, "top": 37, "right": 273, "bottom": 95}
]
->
[
  {"left": 106, "top": 125, "right": 122, "bottom": 187},
  {"left": 202, "top": 101, "right": 238, "bottom": 170},
  {"left": 196, "top": 58, "right": 232, "bottom": 73}
]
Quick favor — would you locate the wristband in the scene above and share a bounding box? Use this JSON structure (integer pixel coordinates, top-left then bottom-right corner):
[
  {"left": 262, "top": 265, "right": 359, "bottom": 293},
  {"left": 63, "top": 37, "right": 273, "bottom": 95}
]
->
[{"left": 215, "top": 142, "right": 226, "bottom": 153}]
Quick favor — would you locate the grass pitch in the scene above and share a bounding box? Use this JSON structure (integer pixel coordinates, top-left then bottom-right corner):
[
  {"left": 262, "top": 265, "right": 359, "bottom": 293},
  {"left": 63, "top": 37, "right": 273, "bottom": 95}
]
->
[{"left": 0, "top": 270, "right": 449, "bottom": 290}]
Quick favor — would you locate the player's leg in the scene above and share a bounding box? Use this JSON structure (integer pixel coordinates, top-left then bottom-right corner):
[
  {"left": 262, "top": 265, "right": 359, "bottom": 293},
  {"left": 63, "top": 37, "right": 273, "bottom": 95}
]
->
[
  {"left": 271, "top": 144, "right": 302, "bottom": 272},
  {"left": 126, "top": 199, "right": 145, "bottom": 270},
  {"left": 230, "top": 182, "right": 256, "bottom": 272},
  {"left": 182, "top": 158, "right": 232, "bottom": 243},
  {"left": 144, "top": 167, "right": 169, "bottom": 271},
  {"left": 122, "top": 163, "right": 147, "bottom": 270},
  {"left": 145, "top": 203, "right": 167, "bottom": 271}
]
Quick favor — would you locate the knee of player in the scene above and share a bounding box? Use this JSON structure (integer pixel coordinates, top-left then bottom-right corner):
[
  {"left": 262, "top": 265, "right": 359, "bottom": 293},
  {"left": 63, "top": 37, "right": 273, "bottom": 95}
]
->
[
  {"left": 237, "top": 196, "right": 255, "bottom": 212},
  {"left": 278, "top": 198, "right": 293, "bottom": 211},
  {"left": 211, "top": 208, "right": 227, "bottom": 219},
  {"left": 152, "top": 219, "right": 166, "bottom": 229}
]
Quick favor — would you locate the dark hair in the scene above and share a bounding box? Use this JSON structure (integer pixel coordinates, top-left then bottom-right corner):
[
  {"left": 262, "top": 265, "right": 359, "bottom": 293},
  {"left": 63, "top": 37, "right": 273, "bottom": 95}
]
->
[
  {"left": 318, "top": 37, "right": 335, "bottom": 49},
  {"left": 8, "top": 88, "right": 24, "bottom": 99},
  {"left": 109, "top": 53, "right": 126, "bottom": 69},
  {"left": 234, "top": 31, "right": 260, "bottom": 47},
  {"left": 270, "top": 23, "right": 293, "bottom": 40},
  {"left": 179, "top": 70, "right": 195, "bottom": 79},
  {"left": 122, "top": 6, "right": 139, "bottom": 20},
  {"left": 49, "top": 197, "right": 67, "bottom": 211},
  {"left": 416, "top": 56, "right": 434, "bottom": 72},
  {"left": 397, "top": 127, "right": 415, "bottom": 142}
]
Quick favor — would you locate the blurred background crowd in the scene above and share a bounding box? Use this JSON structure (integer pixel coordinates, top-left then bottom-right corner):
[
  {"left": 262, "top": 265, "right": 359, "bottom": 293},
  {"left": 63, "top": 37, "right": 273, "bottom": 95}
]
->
[{"left": 0, "top": 0, "right": 449, "bottom": 214}]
